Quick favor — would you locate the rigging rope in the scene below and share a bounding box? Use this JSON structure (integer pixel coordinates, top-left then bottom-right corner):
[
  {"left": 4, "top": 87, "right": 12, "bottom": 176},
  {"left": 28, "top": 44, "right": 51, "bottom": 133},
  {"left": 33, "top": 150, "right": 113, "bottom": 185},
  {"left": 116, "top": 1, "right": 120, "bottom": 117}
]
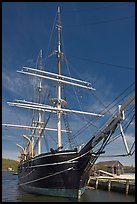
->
[
  {"left": 62, "top": 112, "right": 77, "bottom": 149},
  {"left": 94, "top": 111, "right": 135, "bottom": 157},
  {"left": 45, "top": 12, "right": 57, "bottom": 60},
  {"left": 33, "top": 101, "right": 57, "bottom": 150},
  {"left": 61, "top": 28, "right": 93, "bottom": 145},
  {"left": 67, "top": 55, "right": 134, "bottom": 71}
]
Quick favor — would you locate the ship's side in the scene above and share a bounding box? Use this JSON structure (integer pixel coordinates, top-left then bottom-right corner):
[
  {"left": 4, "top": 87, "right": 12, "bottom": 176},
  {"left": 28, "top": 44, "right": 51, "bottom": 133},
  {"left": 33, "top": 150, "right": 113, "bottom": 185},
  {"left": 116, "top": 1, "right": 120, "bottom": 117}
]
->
[{"left": 18, "top": 150, "right": 96, "bottom": 199}]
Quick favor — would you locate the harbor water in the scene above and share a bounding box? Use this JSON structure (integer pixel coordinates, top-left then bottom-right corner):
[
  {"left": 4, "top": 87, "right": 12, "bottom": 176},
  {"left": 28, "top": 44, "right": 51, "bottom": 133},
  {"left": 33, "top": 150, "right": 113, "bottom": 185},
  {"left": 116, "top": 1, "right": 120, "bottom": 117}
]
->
[{"left": 2, "top": 171, "right": 135, "bottom": 202}]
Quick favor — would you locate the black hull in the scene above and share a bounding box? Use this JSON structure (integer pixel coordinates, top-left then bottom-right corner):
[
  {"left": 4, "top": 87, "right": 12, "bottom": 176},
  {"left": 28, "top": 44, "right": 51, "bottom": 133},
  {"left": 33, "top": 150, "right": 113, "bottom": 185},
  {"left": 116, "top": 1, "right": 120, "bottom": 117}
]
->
[{"left": 18, "top": 150, "right": 96, "bottom": 199}]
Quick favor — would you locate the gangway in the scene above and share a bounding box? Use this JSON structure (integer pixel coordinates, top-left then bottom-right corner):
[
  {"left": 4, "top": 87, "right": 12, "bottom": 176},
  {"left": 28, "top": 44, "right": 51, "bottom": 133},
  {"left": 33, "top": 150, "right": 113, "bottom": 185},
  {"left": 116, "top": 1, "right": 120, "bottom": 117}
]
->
[{"left": 98, "top": 170, "right": 116, "bottom": 177}]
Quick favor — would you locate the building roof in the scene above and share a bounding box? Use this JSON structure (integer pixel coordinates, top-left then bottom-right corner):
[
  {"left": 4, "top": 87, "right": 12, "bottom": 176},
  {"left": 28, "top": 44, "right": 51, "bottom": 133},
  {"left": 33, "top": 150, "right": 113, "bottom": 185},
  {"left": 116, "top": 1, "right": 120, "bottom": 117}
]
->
[{"left": 95, "top": 160, "right": 123, "bottom": 167}]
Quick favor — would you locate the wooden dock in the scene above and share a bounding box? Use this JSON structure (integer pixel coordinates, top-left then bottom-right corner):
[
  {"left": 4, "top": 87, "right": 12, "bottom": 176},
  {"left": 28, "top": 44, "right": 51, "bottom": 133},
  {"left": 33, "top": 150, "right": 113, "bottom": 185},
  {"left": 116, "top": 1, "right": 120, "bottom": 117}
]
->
[{"left": 88, "top": 175, "right": 135, "bottom": 195}]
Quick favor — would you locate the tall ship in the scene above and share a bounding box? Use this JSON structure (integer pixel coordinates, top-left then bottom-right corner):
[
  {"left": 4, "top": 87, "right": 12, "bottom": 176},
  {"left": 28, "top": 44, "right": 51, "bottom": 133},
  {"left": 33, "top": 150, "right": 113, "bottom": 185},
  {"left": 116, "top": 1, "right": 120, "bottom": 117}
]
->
[{"left": 3, "top": 7, "right": 135, "bottom": 199}]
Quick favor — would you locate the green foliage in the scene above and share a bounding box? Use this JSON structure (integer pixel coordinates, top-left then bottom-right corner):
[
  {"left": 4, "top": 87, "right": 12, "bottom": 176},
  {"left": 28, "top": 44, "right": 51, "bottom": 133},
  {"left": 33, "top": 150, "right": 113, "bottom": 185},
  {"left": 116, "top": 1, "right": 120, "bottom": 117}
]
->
[
  {"left": 124, "top": 165, "right": 135, "bottom": 170},
  {"left": 96, "top": 164, "right": 135, "bottom": 172},
  {"left": 2, "top": 158, "right": 19, "bottom": 171}
]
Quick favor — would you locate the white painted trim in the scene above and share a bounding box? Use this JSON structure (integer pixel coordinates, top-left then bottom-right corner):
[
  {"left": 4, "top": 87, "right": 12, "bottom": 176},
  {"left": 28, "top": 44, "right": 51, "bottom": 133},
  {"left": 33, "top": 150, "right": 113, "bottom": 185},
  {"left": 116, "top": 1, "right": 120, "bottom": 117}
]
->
[
  {"left": 21, "top": 150, "right": 95, "bottom": 167},
  {"left": 19, "top": 167, "right": 73, "bottom": 186},
  {"left": 21, "top": 151, "right": 78, "bottom": 164}
]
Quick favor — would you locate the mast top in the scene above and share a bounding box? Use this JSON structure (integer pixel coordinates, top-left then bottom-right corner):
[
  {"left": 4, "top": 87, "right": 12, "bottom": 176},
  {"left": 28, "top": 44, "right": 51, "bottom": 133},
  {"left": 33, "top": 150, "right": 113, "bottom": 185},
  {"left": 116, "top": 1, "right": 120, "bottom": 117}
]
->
[
  {"left": 57, "top": 6, "right": 60, "bottom": 13},
  {"left": 40, "top": 49, "right": 42, "bottom": 58},
  {"left": 37, "top": 49, "right": 43, "bottom": 70}
]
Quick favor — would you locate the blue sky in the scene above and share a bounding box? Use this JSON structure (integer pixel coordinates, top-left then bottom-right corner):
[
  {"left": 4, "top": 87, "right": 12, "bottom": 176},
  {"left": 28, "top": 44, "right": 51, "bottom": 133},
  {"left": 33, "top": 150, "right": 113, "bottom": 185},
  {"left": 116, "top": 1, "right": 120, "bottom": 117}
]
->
[{"left": 2, "top": 2, "right": 135, "bottom": 166}]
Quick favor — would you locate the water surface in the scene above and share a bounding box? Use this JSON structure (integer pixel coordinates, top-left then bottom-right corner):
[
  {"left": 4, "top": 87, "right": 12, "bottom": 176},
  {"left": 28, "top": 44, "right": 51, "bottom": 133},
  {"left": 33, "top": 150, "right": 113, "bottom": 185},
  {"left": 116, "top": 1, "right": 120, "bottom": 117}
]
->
[{"left": 2, "top": 171, "right": 135, "bottom": 202}]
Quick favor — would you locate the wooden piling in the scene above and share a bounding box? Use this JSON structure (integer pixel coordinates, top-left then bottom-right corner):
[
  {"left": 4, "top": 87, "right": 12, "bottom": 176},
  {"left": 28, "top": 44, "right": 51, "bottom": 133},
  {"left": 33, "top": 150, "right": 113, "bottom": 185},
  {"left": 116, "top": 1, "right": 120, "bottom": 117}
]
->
[
  {"left": 108, "top": 179, "right": 111, "bottom": 191},
  {"left": 88, "top": 176, "right": 135, "bottom": 195},
  {"left": 95, "top": 178, "right": 99, "bottom": 189},
  {"left": 126, "top": 180, "right": 129, "bottom": 195}
]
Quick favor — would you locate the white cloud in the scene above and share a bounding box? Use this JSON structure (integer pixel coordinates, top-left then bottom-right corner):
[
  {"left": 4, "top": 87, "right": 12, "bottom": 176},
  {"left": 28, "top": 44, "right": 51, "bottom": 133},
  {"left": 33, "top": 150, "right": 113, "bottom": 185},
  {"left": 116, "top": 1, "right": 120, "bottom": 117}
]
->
[
  {"left": 2, "top": 149, "right": 19, "bottom": 161},
  {"left": 124, "top": 133, "right": 135, "bottom": 144}
]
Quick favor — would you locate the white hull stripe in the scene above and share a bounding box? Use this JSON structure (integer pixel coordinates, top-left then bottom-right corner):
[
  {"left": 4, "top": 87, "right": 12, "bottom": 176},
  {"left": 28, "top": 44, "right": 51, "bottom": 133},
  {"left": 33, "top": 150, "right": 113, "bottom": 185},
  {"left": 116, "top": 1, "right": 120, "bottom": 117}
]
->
[
  {"left": 20, "top": 169, "right": 35, "bottom": 179},
  {"left": 19, "top": 167, "right": 73, "bottom": 186},
  {"left": 28, "top": 160, "right": 77, "bottom": 168},
  {"left": 27, "top": 151, "right": 95, "bottom": 169},
  {"left": 22, "top": 151, "right": 77, "bottom": 165},
  {"left": 22, "top": 151, "right": 95, "bottom": 169}
]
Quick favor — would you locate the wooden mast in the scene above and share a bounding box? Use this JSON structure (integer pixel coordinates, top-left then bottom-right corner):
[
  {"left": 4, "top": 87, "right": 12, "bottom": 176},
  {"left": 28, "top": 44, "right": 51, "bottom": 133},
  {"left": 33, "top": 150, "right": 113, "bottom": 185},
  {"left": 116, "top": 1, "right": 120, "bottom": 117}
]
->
[
  {"left": 37, "top": 49, "right": 43, "bottom": 155},
  {"left": 56, "top": 7, "right": 62, "bottom": 151}
]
